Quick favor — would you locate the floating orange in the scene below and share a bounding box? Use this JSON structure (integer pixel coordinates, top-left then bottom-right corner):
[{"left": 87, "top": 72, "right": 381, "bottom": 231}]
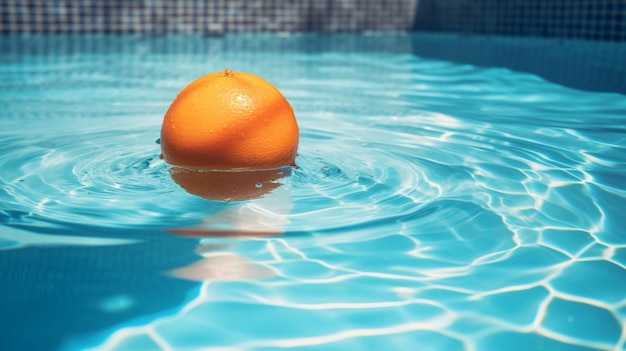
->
[{"left": 160, "top": 68, "right": 299, "bottom": 171}]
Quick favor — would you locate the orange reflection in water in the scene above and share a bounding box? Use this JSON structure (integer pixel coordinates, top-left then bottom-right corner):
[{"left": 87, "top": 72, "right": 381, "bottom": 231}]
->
[
  {"left": 167, "top": 166, "right": 292, "bottom": 239},
  {"left": 169, "top": 167, "right": 290, "bottom": 202},
  {"left": 165, "top": 253, "right": 276, "bottom": 282},
  {"left": 165, "top": 167, "right": 294, "bottom": 281}
]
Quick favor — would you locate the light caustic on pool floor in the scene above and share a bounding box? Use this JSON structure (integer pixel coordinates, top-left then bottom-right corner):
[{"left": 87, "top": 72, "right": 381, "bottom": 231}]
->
[{"left": 1, "top": 38, "right": 626, "bottom": 351}]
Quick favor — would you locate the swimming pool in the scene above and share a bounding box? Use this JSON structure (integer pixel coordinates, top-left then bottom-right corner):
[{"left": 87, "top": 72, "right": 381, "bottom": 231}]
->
[{"left": 1, "top": 33, "right": 625, "bottom": 351}]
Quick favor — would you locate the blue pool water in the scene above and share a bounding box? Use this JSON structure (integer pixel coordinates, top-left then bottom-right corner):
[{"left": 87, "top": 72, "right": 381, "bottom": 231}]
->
[{"left": 1, "top": 34, "right": 625, "bottom": 351}]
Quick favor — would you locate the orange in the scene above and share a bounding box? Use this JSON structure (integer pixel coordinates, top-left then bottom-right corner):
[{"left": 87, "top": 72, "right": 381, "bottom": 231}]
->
[{"left": 160, "top": 68, "right": 299, "bottom": 171}]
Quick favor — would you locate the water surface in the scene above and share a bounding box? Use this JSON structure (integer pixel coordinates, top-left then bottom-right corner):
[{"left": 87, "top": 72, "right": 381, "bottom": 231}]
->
[{"left": 1, "top": 34, "right": 625, "bottom": 351}]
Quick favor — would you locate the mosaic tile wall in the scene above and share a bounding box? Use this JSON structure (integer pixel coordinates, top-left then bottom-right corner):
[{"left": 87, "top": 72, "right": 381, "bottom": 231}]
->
[
  {"left": 0, "top": 0, "right": 418, "bottom": 35},
  {"left": 414, "top": 0, "right": 626, "bottom": 42},
  {"left": 1, "top": 0, "right": 624, "bottom": 42}
]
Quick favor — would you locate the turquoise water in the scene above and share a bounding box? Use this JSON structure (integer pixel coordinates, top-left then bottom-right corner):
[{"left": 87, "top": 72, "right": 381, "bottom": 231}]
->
[{"left": 1, "top": 34, "right": 625, "bottom": 351}]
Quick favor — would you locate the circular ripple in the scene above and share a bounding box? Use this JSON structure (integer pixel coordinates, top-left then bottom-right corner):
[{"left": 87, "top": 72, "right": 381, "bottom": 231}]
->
[{"left": 0, "top": 121, "right": 219, "bottom": 229}]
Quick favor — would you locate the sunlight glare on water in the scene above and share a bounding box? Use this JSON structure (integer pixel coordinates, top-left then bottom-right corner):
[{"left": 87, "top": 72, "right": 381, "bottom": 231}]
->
[{"left": 0, "top": 34, "right": 625, "bottom": 351}]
